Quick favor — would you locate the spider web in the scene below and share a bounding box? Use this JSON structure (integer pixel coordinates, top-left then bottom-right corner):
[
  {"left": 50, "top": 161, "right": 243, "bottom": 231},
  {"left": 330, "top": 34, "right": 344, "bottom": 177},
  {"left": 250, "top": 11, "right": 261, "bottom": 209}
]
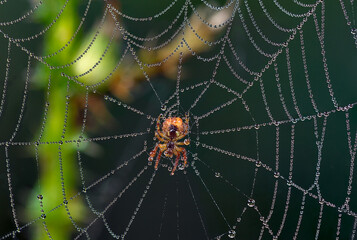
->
[{"left": 0, "top": 0, "right": 357, "bottom": 239}]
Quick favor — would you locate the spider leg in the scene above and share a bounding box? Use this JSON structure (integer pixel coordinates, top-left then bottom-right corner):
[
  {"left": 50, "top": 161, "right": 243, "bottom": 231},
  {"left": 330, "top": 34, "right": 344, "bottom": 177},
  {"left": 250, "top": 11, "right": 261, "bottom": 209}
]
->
[
  {"left": 156, "top": 114, "right": 164, "bottom": 134},
  {"left": 171, "top": 152, "right": 181, "bottom": 175},
  {"left": 155, "top": 114, "right": 168, "bottom": 139},
  {"left": 156, "top": 114, "right": 162, "bottom": 129},
  {"left": 155, "top": 144, "right": 167, "bottom": 169},
  {"left": 184, "top": 113, "right": 190, "bottom": 132},
  {"left": 176, "top": 139, "right": 190, "bottom": 146},
  {"left": 174, "top": 134, "right": 185, "bottom": 142},
  {"left": 181, "top": 148, "right": 187, "bottom": 166},
  {"left": 155, "top": 131, "right": 166, "bottom": 142},
  {"left": 185, "top": 112, "right": 190, "bottom": 124},
  {"left": 149, "top": 144, "right": 159, "bottom": 161},
  {"left": 155, "top": 150, "right": 163, "bottom": 170},
  {"left": 174, "top": 130, "right": 191, "bottom": 142},
  {"left": 155, "top": 130, "right": 170, "bottom": 142}
]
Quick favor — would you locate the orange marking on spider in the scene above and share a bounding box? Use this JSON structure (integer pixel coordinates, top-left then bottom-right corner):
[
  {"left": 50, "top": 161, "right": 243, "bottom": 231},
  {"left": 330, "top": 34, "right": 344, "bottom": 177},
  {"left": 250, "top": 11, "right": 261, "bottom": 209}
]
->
[{"left": 149, "top": 114, "right": 190, "bottom": 175}]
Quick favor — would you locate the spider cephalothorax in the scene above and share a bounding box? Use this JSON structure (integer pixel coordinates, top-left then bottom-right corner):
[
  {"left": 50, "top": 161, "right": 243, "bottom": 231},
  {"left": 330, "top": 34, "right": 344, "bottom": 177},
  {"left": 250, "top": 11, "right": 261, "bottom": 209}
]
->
[{"left": 149, "top": 114, "right": 190, "bottom": 175}]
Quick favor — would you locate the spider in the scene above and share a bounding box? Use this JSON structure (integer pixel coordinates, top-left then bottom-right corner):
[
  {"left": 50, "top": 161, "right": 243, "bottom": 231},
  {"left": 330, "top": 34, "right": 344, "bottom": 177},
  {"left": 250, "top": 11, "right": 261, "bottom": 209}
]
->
[{"left": 149, "top": 113, "right": 190, "bottom": 175}]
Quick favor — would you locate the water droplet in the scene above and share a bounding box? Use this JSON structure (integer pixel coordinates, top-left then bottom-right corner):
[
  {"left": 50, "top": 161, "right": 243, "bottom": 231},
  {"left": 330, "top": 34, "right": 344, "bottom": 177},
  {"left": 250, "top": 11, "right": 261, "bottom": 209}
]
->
[
  {"left": 37, "top": 194, "right": 43, "bottom": 200},
  {"left": 215, "top": 172, "right": 221, "bottom": 178},
  {"left": 63, "top": 200, "right": 68, "bottom": 205},
  {"left": 161, "top": 105, "right": 167, "bottom": 111},
  {"left": 41, "top": 214, "right": 46, "bottom": 219},
  {"left": 228, "top": 230, "right": 236, "bottom": 238},
  {"left": 184, "top": 139, "right": 190, "bottom": 145},
  {"left": 247, "top": 199, "right": 255, "bottom": 207},
  {"left": 255, "top": 161, "right": 262, "bottom": 167},
  {"left": 274, "top": 172, "right": 280, "bottom": 178}
]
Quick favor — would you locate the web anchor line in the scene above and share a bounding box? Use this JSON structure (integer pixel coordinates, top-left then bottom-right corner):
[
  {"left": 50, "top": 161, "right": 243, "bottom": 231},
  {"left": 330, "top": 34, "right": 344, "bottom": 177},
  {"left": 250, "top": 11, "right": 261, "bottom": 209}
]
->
[{"left": 185, "top": 175, "right": 210, "bottom": 240}]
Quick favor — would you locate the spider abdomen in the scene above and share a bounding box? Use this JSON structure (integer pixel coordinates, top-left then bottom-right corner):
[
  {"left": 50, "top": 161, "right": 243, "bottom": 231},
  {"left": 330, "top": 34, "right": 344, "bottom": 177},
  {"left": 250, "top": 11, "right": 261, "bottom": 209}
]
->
[{"left": 164, "top": 141, "right": 175, "bottom": 157}]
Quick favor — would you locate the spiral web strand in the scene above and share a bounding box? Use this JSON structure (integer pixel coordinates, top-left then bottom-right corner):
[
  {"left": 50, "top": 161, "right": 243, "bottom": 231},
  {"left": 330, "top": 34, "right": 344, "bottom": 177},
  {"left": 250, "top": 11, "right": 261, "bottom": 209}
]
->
[{"left": 0, "top": 0, "right": 357, "bottom": 239}]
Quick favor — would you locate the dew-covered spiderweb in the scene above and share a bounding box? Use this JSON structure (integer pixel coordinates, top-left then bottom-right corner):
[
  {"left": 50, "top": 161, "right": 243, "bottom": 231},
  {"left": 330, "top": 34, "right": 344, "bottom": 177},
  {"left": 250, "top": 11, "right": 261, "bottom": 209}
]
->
[{"left": 0, "top": 0, "right": 357, "bottom": 239}]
